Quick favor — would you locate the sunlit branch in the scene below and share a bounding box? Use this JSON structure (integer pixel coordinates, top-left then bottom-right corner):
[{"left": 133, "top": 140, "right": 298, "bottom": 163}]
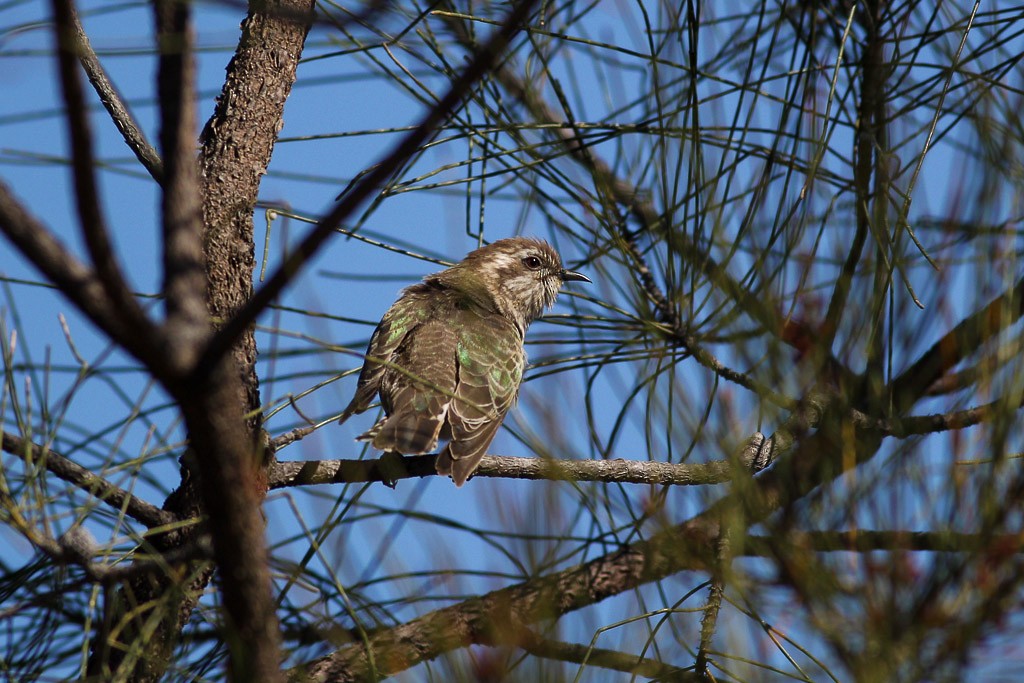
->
[
  {"left": 268, "top": 432, "right": 775, "bottom": 488},
  {"left": 68, "top": 7, "right": 164, "bottom": 182}
]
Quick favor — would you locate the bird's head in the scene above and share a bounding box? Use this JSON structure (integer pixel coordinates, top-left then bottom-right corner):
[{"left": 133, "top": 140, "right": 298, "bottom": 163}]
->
[{"left": 434, "top": 237, "right": 590, "bottom": 332}]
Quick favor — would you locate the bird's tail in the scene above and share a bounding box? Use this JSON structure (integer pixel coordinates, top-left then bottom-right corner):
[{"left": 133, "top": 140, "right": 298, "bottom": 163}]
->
[
  {"left": 359, "top": 413, "right": 444, "bottom": 455},
  {"left": 435, "top": 443, "right": 487, "bottom": 487}
]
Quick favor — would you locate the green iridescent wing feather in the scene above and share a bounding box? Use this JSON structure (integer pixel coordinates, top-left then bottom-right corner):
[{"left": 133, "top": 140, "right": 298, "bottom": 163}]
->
[
  {"left": 436, "top": 306, "right": 524, "bottom": 486},
  {"left": 367, "top": 315, "right": 459, "bottom": 453},
  {"left": 342, "top": 285, "right": 525, "bottom": 485},
  {"left": 338, "top": 284, "right": 435, "bottom": 424}
]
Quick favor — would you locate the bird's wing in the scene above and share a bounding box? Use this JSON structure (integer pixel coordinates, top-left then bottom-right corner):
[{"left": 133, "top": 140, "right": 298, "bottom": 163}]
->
[
  {"left": 436, "top": 311, "right": 523, "bottom": 486},
  {"left": 338, "top": 286, "right": 433, "bottom": 424},
  {"left": 362, "top": 315, "right": 459, "bottom": 454}
]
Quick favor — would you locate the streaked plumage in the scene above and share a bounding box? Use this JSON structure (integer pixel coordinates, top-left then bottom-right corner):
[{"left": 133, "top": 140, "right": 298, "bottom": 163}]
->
[{"left": 339, "top": 237, "right": 590, "bottom": 486}]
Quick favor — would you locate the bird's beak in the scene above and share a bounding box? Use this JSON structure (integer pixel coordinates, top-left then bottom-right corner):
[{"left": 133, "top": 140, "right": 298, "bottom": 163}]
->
[{"left": 560, "top": 269, "right": 591, "bottom": 284}]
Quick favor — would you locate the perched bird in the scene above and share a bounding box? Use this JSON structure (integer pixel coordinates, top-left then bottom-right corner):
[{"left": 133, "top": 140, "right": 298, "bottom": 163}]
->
[{"left": 339, "top": 237, "right": 590, "bottom": 486}]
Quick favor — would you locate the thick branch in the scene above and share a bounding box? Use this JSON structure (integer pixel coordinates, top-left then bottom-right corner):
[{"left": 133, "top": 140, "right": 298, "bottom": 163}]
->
[
  {"left": 174, "top": 1, "right": 318, "bottom": 680},
  {"left": 197, "top": 0, "right": 316, "bottom": 427},
  {"left": 96, "top": 0, "right": 317, "bottom": 679},
  {"left": 291, "top": 541, "right": 706, "bottom": 682}
]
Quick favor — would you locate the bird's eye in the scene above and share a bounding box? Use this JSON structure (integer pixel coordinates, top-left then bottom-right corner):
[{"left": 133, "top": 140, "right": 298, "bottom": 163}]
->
[{"left": 522, "top": 256, "right": 542, "bottom": 270}]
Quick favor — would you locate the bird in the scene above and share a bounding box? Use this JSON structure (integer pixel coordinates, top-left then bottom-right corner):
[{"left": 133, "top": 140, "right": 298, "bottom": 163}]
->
[{"left": 339, "top": 237, "right": 590, "bottom": 486}]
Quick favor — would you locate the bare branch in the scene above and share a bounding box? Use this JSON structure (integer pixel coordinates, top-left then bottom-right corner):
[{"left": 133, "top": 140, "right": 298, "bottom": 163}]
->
[
  {"left": 887, "top": 399, "right": 1023, "bottom": 436},
  {"left": 50, "top": 0, "right": 159, "bottom": 348},
  {"left": 696, "top": 534, "right": 728, "bottom": 677},
  {"left": 890, "top": 274, "right": 1024, "bottom": 412},
  {"left": 268, "top": 433, "right": 775, "bottom": 488},
  {"left": 0, "top": 431, "right": 176, "bottom": 528},
  {"left": 0, "top": 182, "right": 164, "bottom": 371},
  {"left": 69, "top": 7, "right": 164, "bottom": 182},
  {"left": 155, "top": 0, "right": 207, "bottom": 365},
  {"left": 290, "top": 541, "right": 703, "bottom": 681},
  {"left": 514, "top": 630, "right": 702, "bottom": 681}
]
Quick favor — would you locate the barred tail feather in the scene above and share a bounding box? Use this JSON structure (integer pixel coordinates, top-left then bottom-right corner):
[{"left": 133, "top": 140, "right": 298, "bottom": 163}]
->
[
  {"left": 360, "top": 412, "right": 445, "bottom": 455},
  {"left": 434, "top": 448, "right": 482, "bottom": 488}
]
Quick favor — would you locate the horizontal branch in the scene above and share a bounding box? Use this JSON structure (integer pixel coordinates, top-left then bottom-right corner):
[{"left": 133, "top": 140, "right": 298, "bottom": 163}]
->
[
  {"left": 269, "top": 433, "right": 774, "bottom": 488},
  {"left": 283, "top": 388, "right": 1014, "bottom": 489},
  {"left": 1, "top": 431, "right": 176, "bottom": 528},
  {"left": 890, "top": 401, "right": 1019, "bottom": 436},
  {"left": 842, "top": 396, "right": 1024, "bottom": 438}
]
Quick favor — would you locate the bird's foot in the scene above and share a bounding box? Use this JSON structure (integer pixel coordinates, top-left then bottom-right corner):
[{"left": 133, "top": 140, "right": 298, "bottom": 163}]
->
[{"left": 376, "top": 451, "right": 408, "bottom": 489}]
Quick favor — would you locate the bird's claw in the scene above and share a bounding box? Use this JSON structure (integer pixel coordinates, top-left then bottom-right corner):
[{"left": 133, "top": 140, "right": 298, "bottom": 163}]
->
[{"left": 376, "top": 451, "right": 408, "bottom": 488}]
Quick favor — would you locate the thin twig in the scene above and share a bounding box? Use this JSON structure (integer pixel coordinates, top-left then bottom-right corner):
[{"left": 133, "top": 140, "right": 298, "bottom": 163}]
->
[{"left": 69, "top": 6, "right": 164, "bottom": 182}]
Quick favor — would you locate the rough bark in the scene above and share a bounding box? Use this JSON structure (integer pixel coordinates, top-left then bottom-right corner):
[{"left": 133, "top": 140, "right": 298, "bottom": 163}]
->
[
  {"left": 199, "top": 0, "right": 314, "bottom": 432},
  {"left": 88, "top": 1, "right": 315, "bottom": 680}
]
